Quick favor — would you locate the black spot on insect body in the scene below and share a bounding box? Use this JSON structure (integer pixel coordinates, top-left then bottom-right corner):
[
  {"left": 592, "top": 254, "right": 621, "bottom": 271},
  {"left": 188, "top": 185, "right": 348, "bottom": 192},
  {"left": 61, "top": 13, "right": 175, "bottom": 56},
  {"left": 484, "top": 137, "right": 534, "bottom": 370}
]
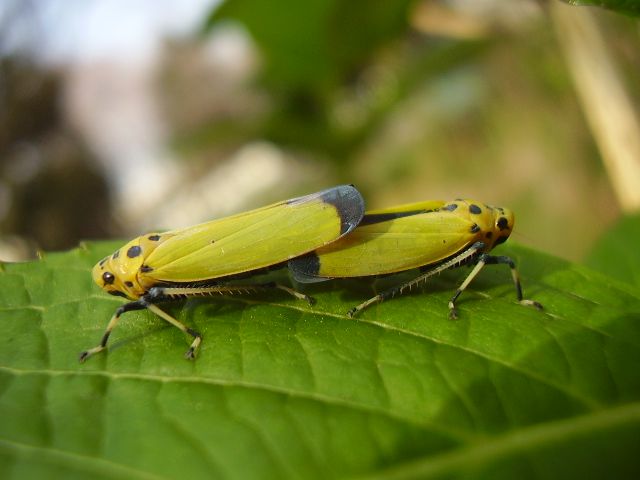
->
[
  {"left": 210, "top": 239, "right": 216, "bottom": 244},
  {"left": 360, "top": 210, "right": 427, "bottom": 226},
  {"left": 99, "top": 258, "right": 107, "bottom": 266},
  {"left": 442, "top": 203, "right": 458, "bottom": 212},
  {"left": 469, "top": 204, "right": 482, "bottom": 214},
  {"left": 102, "top": 272, "right": 115, "bottom": 285},
  {"left": 494, "top": 235, "right": 508, "bottom": 246},
  {"left": 112, "top": 250, "right": 120, "bottom": 259},
  {"left": 485, "top": 231, "right": 493, "bottom": 239},
  {"left": 140, "top": 265, "right": 153, "bottom": 273},
  {"left": 497, "top": 217, "right": 509, "bottom": 231},
  {"left": 125, "top": 281, "right": 134, "bottom": 288},
  {"left": 127, "top": 246, "right": 142, "bottom": 258},
  {"left": 148, "top": 235, "right": 161, "bottom": 241},
  {"left": 470, "top": 223, "right": 480, "bottom": 233}
]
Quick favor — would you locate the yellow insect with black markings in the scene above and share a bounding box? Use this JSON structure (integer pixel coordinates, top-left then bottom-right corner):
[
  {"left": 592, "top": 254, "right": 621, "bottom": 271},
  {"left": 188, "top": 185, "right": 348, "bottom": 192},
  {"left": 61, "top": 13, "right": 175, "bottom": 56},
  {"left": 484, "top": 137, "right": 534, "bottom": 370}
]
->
[
  {"left": 289, "top": 199, "right": 542, "bottom": 318},
  {"left": 82, "top": 185, "right": 365, "bottom": 362}
]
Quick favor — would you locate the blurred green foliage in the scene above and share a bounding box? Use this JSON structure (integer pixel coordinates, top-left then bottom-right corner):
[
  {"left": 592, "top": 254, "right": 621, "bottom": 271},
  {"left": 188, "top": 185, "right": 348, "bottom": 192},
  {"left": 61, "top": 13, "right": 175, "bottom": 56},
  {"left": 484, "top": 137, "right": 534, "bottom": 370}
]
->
[
  {"left": 2, "top": 0, "right": 639, "bottom": 265},
  {"left": 188, "top": 0, "right": 638, "bottom": 266},
  {"left": 202, "top": 0, "right": 489, "bottom": 162},
  {"left": 586, "top": 214, "right": 640, "bottom": 288},
  {"left": 208, "top": 0, "right": 414, "bottom": 90},
  {"left": 562, "top": 0, "right": 640, "bottom": 17}
]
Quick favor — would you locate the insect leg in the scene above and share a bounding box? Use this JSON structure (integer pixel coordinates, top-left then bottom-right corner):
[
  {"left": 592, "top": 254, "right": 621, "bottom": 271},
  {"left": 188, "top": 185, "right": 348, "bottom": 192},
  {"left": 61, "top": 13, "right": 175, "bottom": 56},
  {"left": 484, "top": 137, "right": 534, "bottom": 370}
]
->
[
  {"left": 262, "top": 282, "right": 316, "bottom": 305},
  {"left": 347, "top": 242, "right": 485, "bottom": 318},
  {"left": 150, "top": 282, "right": 315, "bottom": 358},
  {"left": 448, "top": 258, "right": 487, "bottom": 320},
  {"left": 159, "top": 283, "right": 315, "bottom": 305},
  {"left": 144, "top": 303, "right": 202, "bottom": 360},
  {"left": 476, "top": 255, "right": 543, "bottom": 311},
  {"left": 79, "top": 299, "right": 148, "bottom": 362}
]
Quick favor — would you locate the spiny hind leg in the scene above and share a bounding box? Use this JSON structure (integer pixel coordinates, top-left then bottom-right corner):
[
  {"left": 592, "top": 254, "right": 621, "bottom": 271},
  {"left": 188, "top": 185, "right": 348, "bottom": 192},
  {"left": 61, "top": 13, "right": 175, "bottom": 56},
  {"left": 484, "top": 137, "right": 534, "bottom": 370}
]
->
[
  {"left": 347, "top": 245, "right": 542, "bottom": 319},
  {"left": 347, "top": 243, "right": 486, "bottom": 318},
  {"left": 158, "top": 282, "right": 315, "bottom": 305}
]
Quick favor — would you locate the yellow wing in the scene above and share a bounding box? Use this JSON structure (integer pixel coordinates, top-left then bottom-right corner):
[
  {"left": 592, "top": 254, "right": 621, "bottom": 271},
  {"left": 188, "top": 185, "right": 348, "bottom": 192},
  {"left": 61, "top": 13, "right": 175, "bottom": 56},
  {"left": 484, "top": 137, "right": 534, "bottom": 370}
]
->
[
  {"left": 290, "top": 199, "right": 508, "bottom": 280},
  {"left": 303, "top": 212, "right": 472, "bottom": 278},
  {"left": 144, "top": 185, "right": 364, "bottom": 282}
]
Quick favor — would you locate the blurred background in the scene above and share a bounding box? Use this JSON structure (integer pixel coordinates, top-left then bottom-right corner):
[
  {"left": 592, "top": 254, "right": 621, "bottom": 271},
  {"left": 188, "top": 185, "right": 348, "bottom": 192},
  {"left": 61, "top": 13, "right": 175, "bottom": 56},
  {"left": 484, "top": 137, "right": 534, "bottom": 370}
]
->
[{"left": 1, "top": 0, "right": 639, "bottom": 262}]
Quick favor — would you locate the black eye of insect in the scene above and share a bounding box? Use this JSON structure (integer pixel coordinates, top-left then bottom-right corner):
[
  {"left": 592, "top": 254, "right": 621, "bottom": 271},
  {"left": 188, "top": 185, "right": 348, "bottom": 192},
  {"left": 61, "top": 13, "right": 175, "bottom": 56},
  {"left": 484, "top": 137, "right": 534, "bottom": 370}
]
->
[
  {"left": 102, "top": 272, "right": 115, "bottom": 285},
  {"left": 497, "top": 217, "right": 509, "bottom": 231}
]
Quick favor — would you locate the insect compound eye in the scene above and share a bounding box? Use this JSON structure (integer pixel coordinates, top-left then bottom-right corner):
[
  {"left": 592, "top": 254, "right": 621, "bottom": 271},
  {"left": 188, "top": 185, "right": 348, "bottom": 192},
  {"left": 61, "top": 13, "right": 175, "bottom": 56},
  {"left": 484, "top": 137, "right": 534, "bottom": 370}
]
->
[
  {"left": 497, "top": 217, "right": 510, "bottom": 231},
  {"left": 102, "top": 272, "right": 115, "bottom": 285}
]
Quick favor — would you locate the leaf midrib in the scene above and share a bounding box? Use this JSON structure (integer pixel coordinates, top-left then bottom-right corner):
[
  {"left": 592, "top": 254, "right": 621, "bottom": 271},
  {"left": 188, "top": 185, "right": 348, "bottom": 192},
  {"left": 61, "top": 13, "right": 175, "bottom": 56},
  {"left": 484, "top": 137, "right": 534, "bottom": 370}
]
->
[{"left": 356, "top": 401, "right": 640, "bottom": 480}]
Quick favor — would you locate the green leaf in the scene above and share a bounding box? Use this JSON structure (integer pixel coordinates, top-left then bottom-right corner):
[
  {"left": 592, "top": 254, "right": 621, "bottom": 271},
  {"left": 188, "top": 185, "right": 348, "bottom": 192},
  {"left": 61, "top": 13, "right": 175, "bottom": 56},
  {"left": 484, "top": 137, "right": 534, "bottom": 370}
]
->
[
  {"left": 205, "top": 0, "right": 414, "bottom": 90},
  {"left": 560, "top": 0, "right": 640, "bottom": 16},
  {"left": 1, "top": 242, "right": 639, "bottom": 479},
  {"left": 585, "top": 213, "right": 640, "bottom": 289}
]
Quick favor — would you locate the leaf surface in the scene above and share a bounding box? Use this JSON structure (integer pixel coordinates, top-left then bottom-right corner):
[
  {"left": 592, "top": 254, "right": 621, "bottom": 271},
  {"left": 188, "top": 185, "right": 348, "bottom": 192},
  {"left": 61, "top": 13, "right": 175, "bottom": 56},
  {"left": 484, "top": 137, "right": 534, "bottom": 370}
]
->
[{"left": 0, "top": 242, "right": 639, "bottom": 479}]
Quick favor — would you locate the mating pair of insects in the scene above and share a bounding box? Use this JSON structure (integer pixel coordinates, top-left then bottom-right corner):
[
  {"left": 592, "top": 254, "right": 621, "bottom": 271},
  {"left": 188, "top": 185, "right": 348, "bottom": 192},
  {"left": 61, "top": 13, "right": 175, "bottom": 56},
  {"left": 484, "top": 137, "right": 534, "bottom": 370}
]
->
[{"left": 82, "top": 185, "right": 542, "bottom": 362}]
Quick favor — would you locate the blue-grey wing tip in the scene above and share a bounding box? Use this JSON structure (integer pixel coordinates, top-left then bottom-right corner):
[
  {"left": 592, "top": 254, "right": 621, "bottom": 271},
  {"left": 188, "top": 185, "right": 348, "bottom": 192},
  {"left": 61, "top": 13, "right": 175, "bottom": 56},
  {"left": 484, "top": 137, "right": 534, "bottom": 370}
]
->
[
  {"left": 319, "top": 185, "right": 365, "bottom": 235},
  {"left": 288, "top": 254, "right": 329, "bottom": 284}
]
